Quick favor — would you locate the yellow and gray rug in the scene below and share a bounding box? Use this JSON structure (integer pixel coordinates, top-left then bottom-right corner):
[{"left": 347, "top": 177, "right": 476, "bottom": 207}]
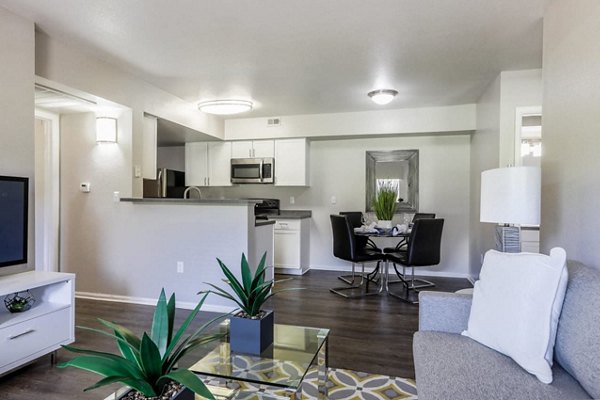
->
[{"left": 202, "top": 367, "right": 418, "bottom": 399}]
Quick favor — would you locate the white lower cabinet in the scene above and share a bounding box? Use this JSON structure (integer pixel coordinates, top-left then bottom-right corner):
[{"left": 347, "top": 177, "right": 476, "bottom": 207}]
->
[
  {"left": 273, "top": 218, "right": 310, "bottom": 275},
  {"left": 0, "top": 271, "right": 75, "bottom": 375}
]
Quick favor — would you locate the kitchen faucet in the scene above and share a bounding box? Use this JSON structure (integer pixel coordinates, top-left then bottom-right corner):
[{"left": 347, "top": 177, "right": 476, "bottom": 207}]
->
[{"left": 183, "top": 186, "right": 202, "bottom": 199}]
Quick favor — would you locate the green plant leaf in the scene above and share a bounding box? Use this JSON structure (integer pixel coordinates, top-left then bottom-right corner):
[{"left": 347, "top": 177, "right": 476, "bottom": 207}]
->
[
  {"left": 164, "top": 313, "right": 228, "bottom": 372},
  {"left": 249, "top": 252, "right": 267, "bottom": 292},
  {"left": 140, "top": 332, "right": 162, "bottom": 381},
  {"left": 60, "top": 345, "right": 143, "bottom": 379},
  {"left": 75, "top": 325, "right": 141, "bottom": 357},
  {"left": 96, "top": 319, "right": 141, "bottom": 349},
  {"left": 201, "top": 284, "right": 248, "bottom": 314},
  {"left": 159, "top": 369, "right": 215, "bottom": 399},
  {"left": 216, "top": 258, "right": 248, "bottom": 306},
  {"left": 151, "top": 289, "right": 169, "bottom": 358},
  {"left": 166, "top": 293, "right": 176, "bottom": 347},
  {"left": 59, "top": 355, "right": 139, "bottom": 380},
  {"left": 114, "top": 329, "right": 143, "bottom": 370},
  {"left": 82, "top": 375, "right": 130, "bottom": 392},
  {"left": 240, "top": 253, "right": 252, "bottom": 293},
  {"left": 163, "top": 293, "right": 208, "bottom": 363}
]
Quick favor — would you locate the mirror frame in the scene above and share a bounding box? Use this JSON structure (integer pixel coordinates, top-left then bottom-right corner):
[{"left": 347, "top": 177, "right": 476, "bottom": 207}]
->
[{"left": 365, "top": 150, "right": 419, "bottom": 213}]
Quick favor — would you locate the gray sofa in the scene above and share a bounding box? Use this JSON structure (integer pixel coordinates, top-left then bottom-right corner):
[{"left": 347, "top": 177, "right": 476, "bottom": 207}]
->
[{"left": 413, "top": 262, "right": 600, "bottom": 400}]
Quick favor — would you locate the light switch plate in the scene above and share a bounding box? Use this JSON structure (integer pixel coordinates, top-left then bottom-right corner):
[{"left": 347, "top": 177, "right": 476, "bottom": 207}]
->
[{"left": 80, "top": 182, "right": 91, "bottom": 193}]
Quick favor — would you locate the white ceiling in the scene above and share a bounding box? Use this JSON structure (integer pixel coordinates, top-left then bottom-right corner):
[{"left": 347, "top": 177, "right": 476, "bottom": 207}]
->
[{"left": 3, "top": 0, "right": 551, "bottom": 118}]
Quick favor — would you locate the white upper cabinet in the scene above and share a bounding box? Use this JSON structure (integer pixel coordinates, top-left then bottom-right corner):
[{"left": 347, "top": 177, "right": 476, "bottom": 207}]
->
[
  {"left": 275, "top": 138, "right": 310, "bottom": 186},
  {"left": 185, "top": 142, "right": 232, "bottom": 187},
  {"left": 207, "top": 142, "right": 232, "bottom": 186},
  {"left": 142, "top": 115, "right": 157, "bottom": 179},
  {"left": 231, "top": 140, "right": 274, "bottom": 158},
  {"left": 185, "top": 142, "right": 209, "bottom": 186}
]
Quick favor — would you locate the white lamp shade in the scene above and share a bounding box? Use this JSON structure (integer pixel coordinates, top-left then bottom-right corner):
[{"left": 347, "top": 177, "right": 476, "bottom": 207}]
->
[
  {"left": 480, "top": 166, "right": 541, "bottom": 225},
  {"left": 96, "top": 117, "right": 117, "bottom": 143}
]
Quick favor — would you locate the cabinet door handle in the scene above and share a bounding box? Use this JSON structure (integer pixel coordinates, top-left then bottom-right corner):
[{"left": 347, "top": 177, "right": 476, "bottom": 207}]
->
[
  {"left": 208, "top": 177, "right": 210, "bottom": 186},
  {"left": 9, "top": 329, "right": 35, "bottom": 340}
]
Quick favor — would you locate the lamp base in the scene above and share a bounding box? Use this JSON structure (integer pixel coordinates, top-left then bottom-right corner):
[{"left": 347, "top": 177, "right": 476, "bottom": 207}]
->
[{"left": 495, "top": 225, "right": 521, "bottom": 253}]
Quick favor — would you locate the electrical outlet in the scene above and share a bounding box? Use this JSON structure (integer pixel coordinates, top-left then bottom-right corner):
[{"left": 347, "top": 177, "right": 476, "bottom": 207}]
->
[
  {"left": 113, "top": 191, "right": 120, "bottom": 203},
  {"left": 177, "top": 261, "right": 184, "bottom": 273},
  {"left": 290, "top": 196, "right": 295, "bottom": 205},
  {"left": 330, "top": 196, "right": 337, "bottom": 205}
]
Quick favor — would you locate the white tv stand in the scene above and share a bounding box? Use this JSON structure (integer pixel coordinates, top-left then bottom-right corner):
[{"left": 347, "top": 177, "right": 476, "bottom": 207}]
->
[{"left": 0, "top": 271, "right": 75, "bottom": 375}]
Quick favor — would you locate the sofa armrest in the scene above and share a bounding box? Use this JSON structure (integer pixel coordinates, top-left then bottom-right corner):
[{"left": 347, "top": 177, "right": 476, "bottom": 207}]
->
[{"left": 418, "top": 291, "right": 473, "bottom": 334}]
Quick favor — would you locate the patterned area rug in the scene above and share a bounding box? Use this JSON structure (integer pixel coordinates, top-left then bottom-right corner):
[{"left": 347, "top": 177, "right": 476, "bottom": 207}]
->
[{"left": 202, "top": 367, "right": 418, "bottom": 399}]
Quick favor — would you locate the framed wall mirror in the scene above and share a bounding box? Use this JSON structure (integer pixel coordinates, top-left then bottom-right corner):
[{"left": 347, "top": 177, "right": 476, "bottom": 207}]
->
[{"left": 366, "top": 150, "right": 419, "bottom": 213}]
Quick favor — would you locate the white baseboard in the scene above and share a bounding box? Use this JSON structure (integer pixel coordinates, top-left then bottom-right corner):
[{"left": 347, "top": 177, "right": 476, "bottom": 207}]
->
[
  {"left": 75, "top": 291, "right": 236, "bottom": 313},
  {"left": 309, "top": 264, "right": 472, "bottom": 280}
]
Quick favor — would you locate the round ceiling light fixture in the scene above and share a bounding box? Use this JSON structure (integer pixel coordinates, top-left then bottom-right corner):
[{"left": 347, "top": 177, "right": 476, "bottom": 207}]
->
[
  {"left": 368, "top": 89, "right": 398, "bottom": 105},
  {"left": 198, "top": 99, "right": 253, "bottom": 115}
]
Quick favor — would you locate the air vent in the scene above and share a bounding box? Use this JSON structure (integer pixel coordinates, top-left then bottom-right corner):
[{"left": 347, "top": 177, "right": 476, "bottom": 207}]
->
[{"left": 267, "top": 118, "right": 281, "bottom": 127}]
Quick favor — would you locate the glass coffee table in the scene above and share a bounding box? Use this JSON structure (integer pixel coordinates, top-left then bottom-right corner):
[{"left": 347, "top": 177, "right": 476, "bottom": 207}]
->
[{"left": 186, "top": 321, "right": 330, "bottom": 399}]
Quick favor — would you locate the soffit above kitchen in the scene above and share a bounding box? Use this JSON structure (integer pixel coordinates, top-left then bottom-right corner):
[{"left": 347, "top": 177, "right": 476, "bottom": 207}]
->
[{"left": 2, "top": 0, "right": 551, "bottom": 118}]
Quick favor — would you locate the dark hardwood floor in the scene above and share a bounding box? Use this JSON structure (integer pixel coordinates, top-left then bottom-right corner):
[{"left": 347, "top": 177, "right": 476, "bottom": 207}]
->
[{"left": 0, "top": 270, "right": 470, "bottom": 399}]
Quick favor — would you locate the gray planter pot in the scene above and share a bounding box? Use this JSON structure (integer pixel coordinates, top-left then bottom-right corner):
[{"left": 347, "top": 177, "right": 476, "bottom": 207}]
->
[{"left": 230, "top": 310, "right": 274, "bottom": 355}]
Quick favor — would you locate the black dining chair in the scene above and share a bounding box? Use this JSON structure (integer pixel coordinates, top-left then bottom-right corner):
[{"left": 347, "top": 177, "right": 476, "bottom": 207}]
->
[
  {"left": 383, "top": 213, "right": 437, "bottom": 254},
  {"left": 329, "top": 214, "right": 385, "bottom": 298},
  {"left": 386, "top": 218, "right": 444, "bottom": 303},
  {"left": 338, "top": 211, "right": 380, "bottom": 285}
]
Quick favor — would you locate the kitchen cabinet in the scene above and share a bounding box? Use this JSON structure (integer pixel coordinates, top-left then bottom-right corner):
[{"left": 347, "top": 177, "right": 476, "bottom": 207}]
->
[
  {"left": 185, "top": 142, "right": 232, "bottom": 186},
  {"left": 0, "top": 272, "right": 75, "bottom": 375},
  {"left": 274, "top": 138, "right": 310, "bottom": 186},
  {"left": 273, "top": 218, "right": 310, "bottom": 275},
  {"left": 231, "top": 140, "right": 274, "bottom": 158},
  {"left": 142, "top": 115, "right": 157, "bottom": 179},
  {"left": 185, "top": 142, "right": 209, "bottom": 186}
]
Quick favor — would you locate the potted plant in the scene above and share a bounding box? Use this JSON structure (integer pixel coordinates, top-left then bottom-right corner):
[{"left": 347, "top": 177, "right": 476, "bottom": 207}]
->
[
  {"left": 201, "top": 252, "right": 300, "bottom": 355},
  {"left": 59, "top": 289, "right": 224, "bottom": 400},
  {"left": 373, "top": 181, "right": 399, "bottom": 229}
]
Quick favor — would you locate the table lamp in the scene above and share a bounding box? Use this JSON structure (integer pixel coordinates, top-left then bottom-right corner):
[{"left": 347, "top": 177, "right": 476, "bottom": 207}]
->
[{"left": 480, "top": 166, "right": 541, "bottom": 252}]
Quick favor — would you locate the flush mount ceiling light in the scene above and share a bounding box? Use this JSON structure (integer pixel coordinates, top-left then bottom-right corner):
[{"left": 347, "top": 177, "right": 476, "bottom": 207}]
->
[
  {"left": 198, "top": 99, "right": 253, "bottom": 115},
  {"left": 368, "top": 89, "right": 398, "bottom": 105}
]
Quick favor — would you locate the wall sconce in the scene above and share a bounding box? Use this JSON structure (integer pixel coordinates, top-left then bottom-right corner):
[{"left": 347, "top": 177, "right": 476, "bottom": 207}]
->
[{"left": 96, "top": 117, "right": 117, "bottom": 143}]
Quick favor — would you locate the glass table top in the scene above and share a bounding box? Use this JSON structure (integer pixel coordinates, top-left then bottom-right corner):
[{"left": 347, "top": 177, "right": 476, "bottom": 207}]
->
[{"left": 182, "top": 322, "right": 329, "bottom": 390}]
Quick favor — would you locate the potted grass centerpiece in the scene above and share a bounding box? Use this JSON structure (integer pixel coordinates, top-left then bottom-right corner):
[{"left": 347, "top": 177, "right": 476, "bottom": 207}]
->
[
  {"left": 373, "top": 181, "right": 399, "bottom": 229},
  {"left": 201, "top": 252, "right": 300, "bottom": 355},
  {"left": 59, "top": 289, "right": 223, "bottom": 400}
]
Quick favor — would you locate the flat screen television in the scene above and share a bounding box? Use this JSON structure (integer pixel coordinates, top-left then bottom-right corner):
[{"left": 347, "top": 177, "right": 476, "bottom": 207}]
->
[{"left": 0, "top": 176, "right": 29, "bottom": 270}]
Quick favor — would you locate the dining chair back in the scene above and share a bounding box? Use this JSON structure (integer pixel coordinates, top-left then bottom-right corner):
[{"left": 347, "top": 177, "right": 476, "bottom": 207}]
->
[
  {"left": 412, "top": 213, "right": 436, "bottom": 221},
  {"left": 386, "top": 218, "right": 445, "bottom": 303},
  {"left": 330, "top": 214, "right": 384, "bottom": 298}
]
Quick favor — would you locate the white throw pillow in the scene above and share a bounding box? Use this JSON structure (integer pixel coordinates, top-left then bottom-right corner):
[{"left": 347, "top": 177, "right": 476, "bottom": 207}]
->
[{"left": 462, "top": 247, "right": 568, "bottom": 384}]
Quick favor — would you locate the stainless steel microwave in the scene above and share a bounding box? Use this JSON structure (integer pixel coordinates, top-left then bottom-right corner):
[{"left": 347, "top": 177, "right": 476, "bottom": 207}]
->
[{"left": 231, "top": 158, "right": 274, "bottom": 184}]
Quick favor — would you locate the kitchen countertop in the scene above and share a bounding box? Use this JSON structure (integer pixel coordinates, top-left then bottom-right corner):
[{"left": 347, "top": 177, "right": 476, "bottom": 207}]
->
[
  {"left": 121, "top": 198, "right": 261, "bottom": 205},
  {"left": 266, "top": 210, "right": 312, "bottom": 219},
  {"left": 255, "top": 219, "right": 276, "bottom": 227}
]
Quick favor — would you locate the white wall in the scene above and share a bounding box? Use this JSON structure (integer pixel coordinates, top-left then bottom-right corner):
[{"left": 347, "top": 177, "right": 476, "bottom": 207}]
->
[
  {"left": 469, "top": 76, "right": 501, "bottom": 278},
  {"left": 0, "top": 7, "right": 35, "bottom": 274},
  {"left": 540, "top": 0, "right": 600, "bottom": 269},
  {"left": 35, "top": 32, "right": 224, "bottom": 197},
  {"left": 59, "top": 112, "right": 255, "bottom": 310},
  {"left": 207, "top": 134, "right": 472, "bottom": 278},
  {"left": 498, "top": 70, "right": 543, "bottom": 167},
  {"left": 225, "top": 104, "right": 476, "bottom": 139},
  {"left": 468, "top": 70, "right": 543, "bottom": 278}
]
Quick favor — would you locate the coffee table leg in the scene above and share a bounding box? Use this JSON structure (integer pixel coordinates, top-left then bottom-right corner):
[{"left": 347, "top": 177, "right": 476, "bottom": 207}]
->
[{"left": 317, "top": 334, "right": 329, "bottom": 399}]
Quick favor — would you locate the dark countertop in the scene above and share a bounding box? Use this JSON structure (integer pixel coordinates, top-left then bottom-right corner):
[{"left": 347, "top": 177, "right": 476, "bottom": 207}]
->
[
  {"left": 121, "top": 198, "right": 260, "bottom": 205},
  {"left": 255, "top": 219, "right": 276, "bottom": 227},
  {"left": 268, "top": 210, "right": 312, "bottom": 219}
]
